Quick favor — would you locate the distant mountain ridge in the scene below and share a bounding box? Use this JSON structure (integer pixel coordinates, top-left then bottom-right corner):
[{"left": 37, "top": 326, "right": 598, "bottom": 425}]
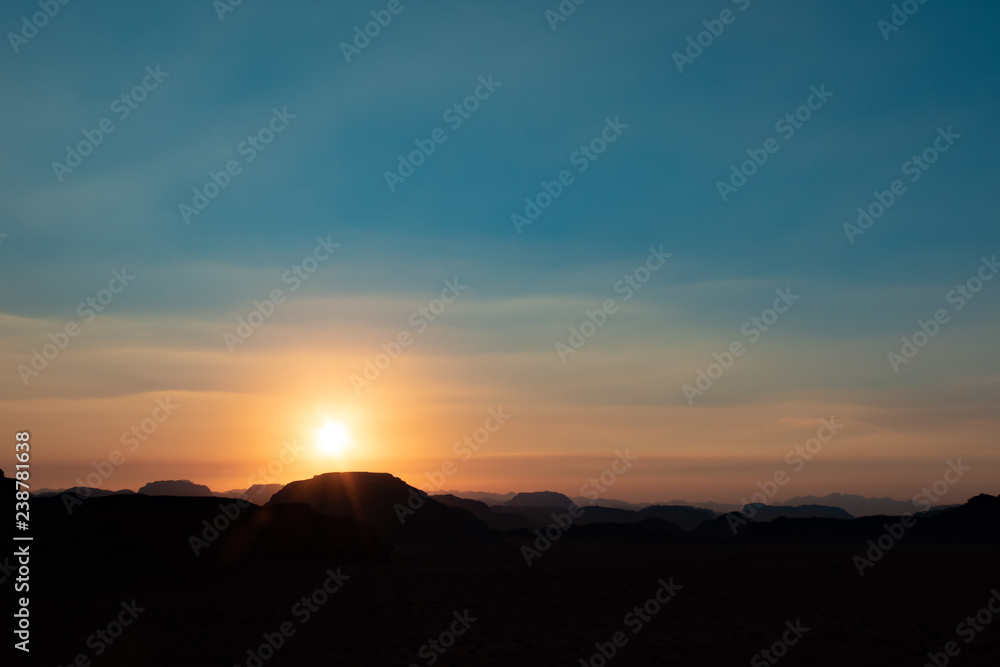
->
[
  {"left": 6, "top": 468, "right": 998, "bottom": 544},
  {"left": 780, "top": 493, "right": 917, "bottom": 517},
  {"left": 435, "top": 490, "right": 517, "bottom": 504},
  {"left": 667, "top": 500, "right": 742, "bottom": 513},
  {"left": 29, "top": 478, "right": 972, "bottom": 521},
  {"left": 219, "top": 483, "right": 284, "bottom": 504},
  {"left": 35, "top": 486, "right": 135, "bottom": 498},
  {"left": 34, "top": 481, "right": 284, "bottom": 504},
  {"left": 740, "top": 503, "right": 854, "bottom": 521}
]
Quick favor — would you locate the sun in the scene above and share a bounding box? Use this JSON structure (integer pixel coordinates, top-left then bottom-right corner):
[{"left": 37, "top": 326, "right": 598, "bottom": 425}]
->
[{"left": 315, "top": 422, "right": 350, "bottom": 456}]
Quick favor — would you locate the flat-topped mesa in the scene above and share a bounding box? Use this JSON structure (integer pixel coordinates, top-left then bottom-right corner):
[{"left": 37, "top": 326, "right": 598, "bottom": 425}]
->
[
  {"left": 267, "top": 471, "right": 487, "bottom": 543},
  {"left": 138, "top": 480, "right": 216, "bottom": 497},
  {"left": 506, "top": 491, "right": 576, "bottom": 508}
]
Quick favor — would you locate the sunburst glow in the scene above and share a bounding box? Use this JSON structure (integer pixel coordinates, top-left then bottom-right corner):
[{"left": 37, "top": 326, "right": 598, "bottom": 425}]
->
[{"left": 316, "top": 421, "right": 350, "bottom": 456}]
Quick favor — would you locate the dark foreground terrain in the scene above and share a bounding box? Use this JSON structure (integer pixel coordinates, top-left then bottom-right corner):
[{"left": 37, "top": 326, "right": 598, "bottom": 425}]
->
[{"left": 3, "top": 475, "right": 999, "bottom": 666}]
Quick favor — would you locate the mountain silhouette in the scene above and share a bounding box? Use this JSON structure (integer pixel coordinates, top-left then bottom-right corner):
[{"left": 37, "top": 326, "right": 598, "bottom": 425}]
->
[
  {"left": 8, "top": 464, "right": 1000, "bottom": 666},
  {"left": 267, "top": 471, "right": 488, "bottom": 543},
  {"left": 27, "top": 491, "right": 389, "bottom": 571},
  {"left": 740, "top": 503, "right": 854, "bottom": 522},
  {"left": 35, "top": 485, "right": 135, "bottom": 499},
  {"left": 637, "top": 504, "right": 718, "bottom": 530},
  {"left": 506, "top": 490, "right": 576, "bottom": 507},
  {"left": 666, "top": 499, "right": 742, "bottom": 513},
  {"left": 218, "top": 483, "right": 284, "bottom": 504},
  {"left": 0, "top": 468, "right": 14, "bottom": 496},
  {"left": 433, "top": 494, "right": 536, "bottom": 530},
  {"left": 781, "top": 492, "right": 918, "bottom": 517},
  {"left": 431, "top": 493, "right": 494, "bottom": 521},
  {"left": 435, "top": 489, "right": 517, "bottom": 504},
  {"left": 138, "top": 479, "right": 217, "bottom": 496},
  {"left": 572, "top": 496, "right": 650, "bottom": 510}
]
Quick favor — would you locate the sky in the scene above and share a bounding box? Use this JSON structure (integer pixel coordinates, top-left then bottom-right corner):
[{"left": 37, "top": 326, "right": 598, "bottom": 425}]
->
[{"left": 1, "top": 0, "right": 998, "bottom": 504}]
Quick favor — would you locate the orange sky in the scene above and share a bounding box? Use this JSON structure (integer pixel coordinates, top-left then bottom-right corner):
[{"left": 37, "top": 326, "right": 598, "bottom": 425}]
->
[{"left": 4, "top": 296, "right": 997, "bottom": 504}]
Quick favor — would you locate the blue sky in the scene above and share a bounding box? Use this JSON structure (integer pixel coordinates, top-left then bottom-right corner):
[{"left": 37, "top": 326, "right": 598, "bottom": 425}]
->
[{"left": 1, "top": 0, "right": 998, "bottom": 500}]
